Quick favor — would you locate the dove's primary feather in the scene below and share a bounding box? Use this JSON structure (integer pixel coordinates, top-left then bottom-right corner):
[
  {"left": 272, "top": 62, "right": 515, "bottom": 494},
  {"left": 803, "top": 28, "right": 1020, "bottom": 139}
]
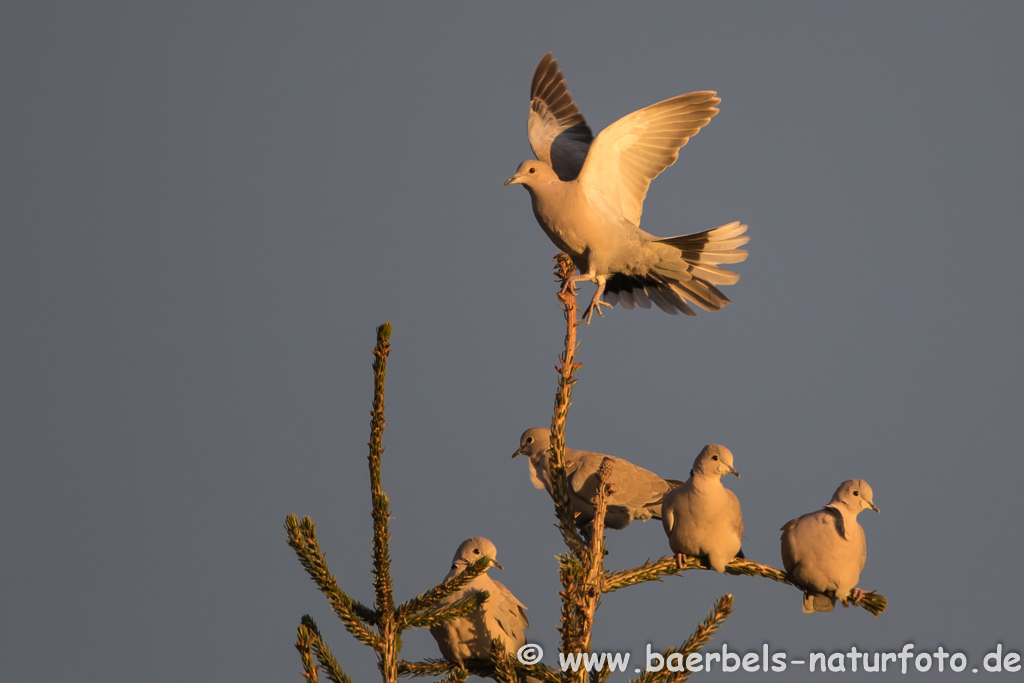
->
[
  {"left": 780, "top": 480, "right": 879, "bottom": 614},
  {"left": 429, "top": 538, "right": 529, "bottom": 665},
  {"left": 528, "top": 52, "right": 593, "bottom": 181},
  {"left": 507, "top": 53, "right": 749, "bottom": 322},
  {"left": 513, "top": 427, "right": 682, "bottom": 530},
  {"left": 661, "top": 444, "right": 744, "bottom": 573}
]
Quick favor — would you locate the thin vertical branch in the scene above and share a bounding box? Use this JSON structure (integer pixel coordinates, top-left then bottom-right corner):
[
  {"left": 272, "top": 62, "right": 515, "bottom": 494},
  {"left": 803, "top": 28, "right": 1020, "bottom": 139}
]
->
[
  {"left": 557, "top": 457, "right": 614, "bottom": 683},
  {"left": 549, "top": 254, "right": 608, "bottom": 683},
  {"left": 549, "top": 254, "right": 585, "bottom": 553},
  {"left": 368, "top": 322, "right": 394, "bottom": 613},
  {"left": 368, "top": 322, "right": 398, "bottom": 683},
  {"left": 581, "top": 459, "right": 613, "bottom": 661}
]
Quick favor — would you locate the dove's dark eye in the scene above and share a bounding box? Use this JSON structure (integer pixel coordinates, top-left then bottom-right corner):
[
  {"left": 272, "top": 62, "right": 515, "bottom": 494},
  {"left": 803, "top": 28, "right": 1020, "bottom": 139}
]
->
[
  {"left": 711, "top": 455, "right": 719, "bottom": 461},
  {"left": 529, "top": 167, "right": 536, "bottom": 174},
  {"left": 526, "top": 437, "right": 533, "bottom": 443},
  {"left": 853, "top": 490, "right": 860, "bottom": 496},
  {"left": 473, "top": 548, "right": 480, "bottom": 554},
  {"left": 451, "top": 564, "right": 456, "bottom": 570}
]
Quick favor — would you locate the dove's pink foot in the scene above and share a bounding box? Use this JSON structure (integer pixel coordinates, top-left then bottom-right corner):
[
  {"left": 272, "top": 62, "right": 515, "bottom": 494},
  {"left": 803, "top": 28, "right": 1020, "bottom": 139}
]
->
[
  {"left": 848, "top": 588, "right": 864, "bottom": 605},
  {"left": 583, "top": 299, "right": 612, "bottom": 325},
  {"left": 583, "top": 281, "right": 612, "bottom": 325},
  {"left": 561, "top": 273, "right": 589, "bottom": 295},
  {"left": 674, "top": 553, "right": 688, "bottom": 570}
]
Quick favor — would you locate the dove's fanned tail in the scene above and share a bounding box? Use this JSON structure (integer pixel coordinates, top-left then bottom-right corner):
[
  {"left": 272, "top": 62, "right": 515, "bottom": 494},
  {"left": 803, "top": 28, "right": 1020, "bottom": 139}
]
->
[{"left": 602, "top": 221, "right": 750, "bottom": 316}]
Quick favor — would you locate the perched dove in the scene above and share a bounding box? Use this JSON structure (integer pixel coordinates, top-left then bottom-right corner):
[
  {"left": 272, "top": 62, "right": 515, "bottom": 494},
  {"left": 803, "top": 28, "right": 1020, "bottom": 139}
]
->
[
  {"left": 429, "top": 537, "right": 530, "bottom": 665},
  {"left": 505, "top": 52, "right": 749, "bottom": 323},
  {"left": 512, "top": 427, "right": 683, "bottom": 530},
  {"left": 780, "top": 480, "right": 880, "bottom": 614},
  {"left": 661, "top": 444, "right": 744, "bottom": 573}
]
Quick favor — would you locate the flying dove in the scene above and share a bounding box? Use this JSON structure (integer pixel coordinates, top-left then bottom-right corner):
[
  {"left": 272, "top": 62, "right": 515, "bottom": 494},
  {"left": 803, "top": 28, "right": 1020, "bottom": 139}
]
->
[
  {"left": 504, "top": 52, "right": 749, "bottom": 324},
  {"left": 512, "top": 427, "right": 683, "bottom": 530},
  {"left": 429, "top": 537, "right": 530, "bottom": 665},
  {"left": 661, "top": 444, "right": 744, "bottom": 573},
  {"left": 780, "top": 479, "right": 880, "bottom": 614}
]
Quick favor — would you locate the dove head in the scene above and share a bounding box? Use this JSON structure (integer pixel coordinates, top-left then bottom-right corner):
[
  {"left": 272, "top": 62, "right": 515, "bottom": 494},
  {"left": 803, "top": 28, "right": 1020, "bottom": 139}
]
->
[
  {"left": 827, "top": 479, "right": 880, "bottom": 515},
  {"left": 691, "top": 444, "right": 740, "bottom": 479},
  {"left": 513, "top": 427, "right": 555, "bottom": 493},
  {"left": 450, "top": 537, "right": 503, "bottom": 573},
  {"left": 512, "top": 427, "right": 552, "bottom": 460},
  {"left": 505, "top": 160, "right": 559, "bottom": 189}
]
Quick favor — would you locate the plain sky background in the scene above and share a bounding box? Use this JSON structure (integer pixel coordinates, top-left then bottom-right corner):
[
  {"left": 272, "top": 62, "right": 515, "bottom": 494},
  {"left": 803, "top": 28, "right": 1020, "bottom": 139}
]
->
[{"left": 3, "top": 2, "right": 1023, "bottom": 681}]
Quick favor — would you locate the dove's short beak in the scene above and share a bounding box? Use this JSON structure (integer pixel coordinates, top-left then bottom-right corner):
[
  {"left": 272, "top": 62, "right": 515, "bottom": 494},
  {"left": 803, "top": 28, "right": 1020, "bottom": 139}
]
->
[
  {"left": 504, "top": 174, "right": 522, "bottom": 187},
  {"left": 491, "top": 559, "right": 504, "bottom": 570},
  {"left": 729, "top": 466, "right": 740, "bottom": 478},
  {"left": 868, "top": 502, "right": 880, "bottom": 513},
  {"left": 511, "top": 447, "right": 523, "bottom": 459}
]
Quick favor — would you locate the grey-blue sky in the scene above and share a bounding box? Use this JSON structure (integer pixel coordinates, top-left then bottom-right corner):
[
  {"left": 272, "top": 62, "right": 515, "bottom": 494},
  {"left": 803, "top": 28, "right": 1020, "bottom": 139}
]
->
[{"left": 2, "top": 2, "right": 1022, "bottom": 681}]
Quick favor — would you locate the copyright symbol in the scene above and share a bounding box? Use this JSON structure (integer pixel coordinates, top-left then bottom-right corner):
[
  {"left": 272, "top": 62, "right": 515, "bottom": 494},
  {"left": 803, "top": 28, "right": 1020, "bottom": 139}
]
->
[{"left": 517, "top": 643, "right": 543, "bottom": 665}]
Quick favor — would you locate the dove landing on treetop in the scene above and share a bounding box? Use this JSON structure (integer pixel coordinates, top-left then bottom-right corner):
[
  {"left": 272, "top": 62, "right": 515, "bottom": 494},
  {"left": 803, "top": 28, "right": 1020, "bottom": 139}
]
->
[{"left": 505, "top": 52, "right": 750, "bottom": 324}]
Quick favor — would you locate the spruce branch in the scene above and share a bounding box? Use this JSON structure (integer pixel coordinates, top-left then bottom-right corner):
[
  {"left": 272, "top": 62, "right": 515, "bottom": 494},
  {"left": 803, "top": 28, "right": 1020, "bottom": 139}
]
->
[
  {"left": 602, "top": 556, "right": 886, "bottom": 617},
  {"left": 556, "top": 551, "right": 586, "bottom": 668},
  {"left": 489, "top": 640, "right": 519, "bottom": 683},
  {"left": 397, "top": 659, "right": 482, "bottom": 680},
  {"left": 297, "top": 621, "right": 322, "bottom": 683},
  {"left": 398, "top": 653, "right": 558, "bottom": 683},
  {"left": 368, "top": 322, "right": 395, "bottom": 616},
  {"left": 398, "top": 660, "right": 454, "bottom": 677},
  {"left": 557, "top": 454, "right": 615, "bottom": 683},
  {"left": 286, "top": 514, "right": 381, "bottom": 647},
  {"left": 630, "top": 594, "right": 734, "bottom": 683},
  {"left": 437, "top": 668, "right": 470, "bottom": 683},
  {"left": 400, "top": 591, "right": 490, "bottom": 631},
  {"left": 302, "top": 615, "right": 357, "bottom": 683},
  {"left": 549, "top": 254, "right": 586, "bottom": 555},
  {"left": 579, "top": 459, "right": 613, "bottom": 646},
  {"left": 581, "top": 462, "right": 613, "bottom": 683},
  {"left": 489, "top": 640, "right": 563, "bottom": 683},
  {"left": 393, "top": 558, "right": 490, "bottom": 627},
  {"left": 365, "top": 322, "right": 401, "bottom": 683},
  {"left": 528, "top": 663, "right": 565, "bottom": 683},
  {"left": 396, "top": 661, "right": 480, "bottom": 683}
]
